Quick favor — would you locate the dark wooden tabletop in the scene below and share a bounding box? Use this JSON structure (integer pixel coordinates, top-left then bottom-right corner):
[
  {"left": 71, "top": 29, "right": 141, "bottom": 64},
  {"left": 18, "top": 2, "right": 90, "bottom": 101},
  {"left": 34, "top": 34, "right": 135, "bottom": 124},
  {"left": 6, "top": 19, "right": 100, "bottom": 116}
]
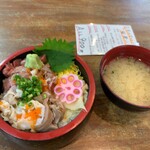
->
[{"left": 0, "top": 0, "right": 150, "bottom": 150}]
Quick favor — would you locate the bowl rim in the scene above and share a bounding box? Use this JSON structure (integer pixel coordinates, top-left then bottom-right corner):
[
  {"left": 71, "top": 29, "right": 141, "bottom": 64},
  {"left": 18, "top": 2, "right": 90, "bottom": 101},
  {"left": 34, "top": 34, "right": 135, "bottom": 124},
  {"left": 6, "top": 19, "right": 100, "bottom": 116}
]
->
[
  {"left": 0, "top": 46, "right": 96, "bottom": 141},
  {"left": 100, "top": 45, "right": 150, "bottom": 109}
]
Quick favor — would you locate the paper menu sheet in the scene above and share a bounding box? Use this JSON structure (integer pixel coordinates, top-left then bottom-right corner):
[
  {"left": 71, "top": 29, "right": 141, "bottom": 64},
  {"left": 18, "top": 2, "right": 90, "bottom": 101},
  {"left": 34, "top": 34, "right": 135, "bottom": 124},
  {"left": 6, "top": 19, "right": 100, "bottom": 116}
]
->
[{"left": 75, "top": 24, "right": 139, "bottom": 55}]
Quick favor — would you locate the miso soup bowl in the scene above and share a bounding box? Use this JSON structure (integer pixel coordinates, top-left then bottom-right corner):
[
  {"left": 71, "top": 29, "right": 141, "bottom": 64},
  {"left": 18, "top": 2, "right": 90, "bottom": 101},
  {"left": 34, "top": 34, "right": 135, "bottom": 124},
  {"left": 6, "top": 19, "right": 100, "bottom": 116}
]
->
[
  {"left": 100, "top": 45, "right": 150, "bottom": 111},
  {"left": 0, "top": 46, "right": 95, "bottom": 149}
]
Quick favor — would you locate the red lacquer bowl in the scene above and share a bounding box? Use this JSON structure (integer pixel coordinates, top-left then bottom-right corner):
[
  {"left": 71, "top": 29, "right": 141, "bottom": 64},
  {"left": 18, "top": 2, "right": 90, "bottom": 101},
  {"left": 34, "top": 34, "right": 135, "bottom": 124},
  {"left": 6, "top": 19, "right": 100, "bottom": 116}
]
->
[
  {"left": 0, "top": 46, "right": 95, "bottom": 146},
  {"left": 100, "top": 45, "right": 150, "bottom": 111}
]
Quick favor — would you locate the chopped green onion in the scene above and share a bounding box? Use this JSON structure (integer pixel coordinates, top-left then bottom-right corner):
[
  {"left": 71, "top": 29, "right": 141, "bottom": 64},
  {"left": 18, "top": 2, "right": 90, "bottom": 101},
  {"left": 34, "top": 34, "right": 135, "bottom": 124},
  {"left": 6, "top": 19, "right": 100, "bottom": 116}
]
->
[
  {"left": 14, "top": 75, "right": 42, "bottom": 104},
  {"left": 43, "top": 93, "right": 47, "bottom": 99}
]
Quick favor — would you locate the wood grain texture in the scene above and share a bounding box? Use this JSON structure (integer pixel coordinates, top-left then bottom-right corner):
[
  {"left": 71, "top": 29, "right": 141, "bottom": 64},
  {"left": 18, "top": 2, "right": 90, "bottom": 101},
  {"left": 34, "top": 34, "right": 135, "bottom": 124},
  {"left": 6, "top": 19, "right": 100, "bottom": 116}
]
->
[{"left": 0, "top": 0, "right": 150, "bottom": 150}]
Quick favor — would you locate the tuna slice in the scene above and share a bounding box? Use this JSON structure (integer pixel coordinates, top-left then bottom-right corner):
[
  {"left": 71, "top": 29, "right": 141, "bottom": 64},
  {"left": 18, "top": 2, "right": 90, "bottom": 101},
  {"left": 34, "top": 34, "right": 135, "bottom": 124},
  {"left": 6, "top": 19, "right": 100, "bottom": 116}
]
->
[{"left": 2, "top": 59, "right": 22, "bottom": 77}]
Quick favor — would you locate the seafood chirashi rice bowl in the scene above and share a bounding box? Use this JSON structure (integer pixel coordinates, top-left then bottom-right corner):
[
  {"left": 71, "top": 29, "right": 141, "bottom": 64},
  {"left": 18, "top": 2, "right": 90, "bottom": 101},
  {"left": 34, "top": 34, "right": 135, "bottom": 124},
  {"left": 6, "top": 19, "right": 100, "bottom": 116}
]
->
[{"left": 0, "top": 39, "right": 90, "bottom": 133}]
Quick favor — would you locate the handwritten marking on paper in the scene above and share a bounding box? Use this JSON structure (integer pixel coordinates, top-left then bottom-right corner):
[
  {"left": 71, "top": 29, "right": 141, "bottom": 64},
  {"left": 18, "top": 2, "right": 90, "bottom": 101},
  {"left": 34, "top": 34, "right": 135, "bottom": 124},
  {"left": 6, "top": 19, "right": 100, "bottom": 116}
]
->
[{"left": 75, "top": 24, "right": 139, "bottom": 55}]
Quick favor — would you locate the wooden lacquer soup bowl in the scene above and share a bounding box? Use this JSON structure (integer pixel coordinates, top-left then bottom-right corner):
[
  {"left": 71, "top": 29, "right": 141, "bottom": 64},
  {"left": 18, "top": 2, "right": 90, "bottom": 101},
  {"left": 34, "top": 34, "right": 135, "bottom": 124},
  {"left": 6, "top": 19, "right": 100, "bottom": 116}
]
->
[{"left": 100, "top": 45, "right": 150, "bottom": 111}]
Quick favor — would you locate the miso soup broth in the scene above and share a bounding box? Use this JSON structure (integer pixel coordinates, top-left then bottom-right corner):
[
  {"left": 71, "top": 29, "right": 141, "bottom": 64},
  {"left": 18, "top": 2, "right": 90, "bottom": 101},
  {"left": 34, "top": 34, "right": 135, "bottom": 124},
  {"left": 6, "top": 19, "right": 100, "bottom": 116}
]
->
[{"left": 103, "top": 57, "right": 150, "bottom": 106}]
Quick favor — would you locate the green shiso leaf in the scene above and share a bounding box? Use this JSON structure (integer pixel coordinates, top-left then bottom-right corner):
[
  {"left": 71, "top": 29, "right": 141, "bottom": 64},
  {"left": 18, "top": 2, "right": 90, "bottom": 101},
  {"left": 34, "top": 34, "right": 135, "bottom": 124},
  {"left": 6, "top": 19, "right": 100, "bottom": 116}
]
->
[{"left": 34, "top": 38, "right": 75, "bottom": 73}]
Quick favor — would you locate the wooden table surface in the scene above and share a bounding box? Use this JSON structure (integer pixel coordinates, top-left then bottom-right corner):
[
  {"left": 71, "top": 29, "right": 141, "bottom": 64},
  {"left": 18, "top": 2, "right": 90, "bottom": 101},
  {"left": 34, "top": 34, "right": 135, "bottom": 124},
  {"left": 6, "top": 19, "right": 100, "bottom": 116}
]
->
[{"left": 0, "top": 0, "right": 150, "bottom": 150}]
